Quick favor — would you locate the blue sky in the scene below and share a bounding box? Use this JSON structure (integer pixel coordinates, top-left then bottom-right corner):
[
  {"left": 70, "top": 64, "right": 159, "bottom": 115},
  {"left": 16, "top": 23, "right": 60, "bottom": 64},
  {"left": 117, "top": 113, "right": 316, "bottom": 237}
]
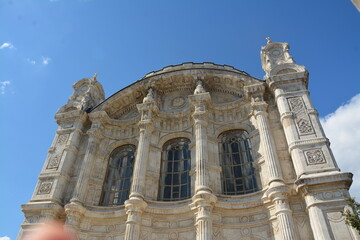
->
[{"left": 0, "top": 0, "right": 359, "bottom": 239}]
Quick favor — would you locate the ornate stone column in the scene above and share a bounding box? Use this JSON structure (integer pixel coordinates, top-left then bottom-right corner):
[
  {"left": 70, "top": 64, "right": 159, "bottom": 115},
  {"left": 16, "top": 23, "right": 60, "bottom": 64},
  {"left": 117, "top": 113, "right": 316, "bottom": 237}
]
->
[
  {"left": 189, "top": 80, "right": 217, "bottom": 240},
  {"left": 245, "top": 84, "right": 298, "bottom": 240},
  {"left": 19, "top": 75, "right": 105, "bottom": 239},
  {"left": 71, "top": 117, "right": 103, "bottom": 204},
  {"left": 124, "top": 88, "right": 157, "bottom": 240},
  {"left": 261, "top": 39, "right": 354, "bottom": 239}
]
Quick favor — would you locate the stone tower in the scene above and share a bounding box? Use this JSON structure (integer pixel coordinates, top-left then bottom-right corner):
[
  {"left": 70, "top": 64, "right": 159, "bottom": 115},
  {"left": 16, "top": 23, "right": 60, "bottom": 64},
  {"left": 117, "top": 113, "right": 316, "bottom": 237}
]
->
[{"left": 18, "top": 41, "right": 358, "bottom": 240}]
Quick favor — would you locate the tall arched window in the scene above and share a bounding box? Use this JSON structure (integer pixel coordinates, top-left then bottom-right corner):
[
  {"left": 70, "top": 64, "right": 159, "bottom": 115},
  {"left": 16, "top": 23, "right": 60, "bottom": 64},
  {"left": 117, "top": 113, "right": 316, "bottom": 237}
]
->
[
  {"left": 100, "top": 145, "right": 135, "bottom": 206},
  {"left": 158, "top": 138, "right": 191, "bottom": 201},
  {"left": 219, "top": 130, "right": 258, "bottom": 195}
]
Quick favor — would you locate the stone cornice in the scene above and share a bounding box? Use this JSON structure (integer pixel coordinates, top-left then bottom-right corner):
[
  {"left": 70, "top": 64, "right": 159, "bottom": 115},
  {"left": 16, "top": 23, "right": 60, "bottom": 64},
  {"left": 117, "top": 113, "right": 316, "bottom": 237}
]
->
[
  {"left": 267, "top": 71, "right": 308, "bottom": 91},
  {"left": 288, "top": 137, "right": 329, "bottom": 152},
  {"left": 55, "top": 110, "right": 88, "bottom": 125},
  {"left": 295, "top": 172, "right": 353, "bottom": 190}
]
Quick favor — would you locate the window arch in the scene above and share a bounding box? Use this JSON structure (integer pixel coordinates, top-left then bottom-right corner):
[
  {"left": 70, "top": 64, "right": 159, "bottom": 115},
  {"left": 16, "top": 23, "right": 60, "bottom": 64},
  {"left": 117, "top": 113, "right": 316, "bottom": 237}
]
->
[
  {"left": 100, "top": 145, "right": 136, "bottom": 206},
  {"left": 158, "top": 138, "right": 191, "bottom": 201},
  {"left": 219, "top": 130, "right": 258, "bottom": 195}
]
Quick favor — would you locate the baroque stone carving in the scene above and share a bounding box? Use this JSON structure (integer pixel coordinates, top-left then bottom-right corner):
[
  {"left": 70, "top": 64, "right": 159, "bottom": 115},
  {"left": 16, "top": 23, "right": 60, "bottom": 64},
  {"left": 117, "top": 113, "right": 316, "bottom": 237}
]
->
[
  {"left": 47, "top": 151, "right": 63, "bottom": 169},
  {"left": 37, "top": 181, "right": 53, "bottom": 195},
  {"left": 58, "top": 73, "right": 105, "bottom": 113},
  {"left": 57, "top": 134, "right": 69, "bottom": 145},
  {"left": 288, "top": 97, "right": 304, "bottom": 112},
  {"left": 304, "top": 149, "right": 326, "bottom": 165},
  {"left": 288, "top": 97, "right": 314, "bottom": 135},
  {"left": 171, "top": 96, "right": 186, "bottom": 109},
  {"left": 297, "top": 119, "right": 314, "bottom": 134}
]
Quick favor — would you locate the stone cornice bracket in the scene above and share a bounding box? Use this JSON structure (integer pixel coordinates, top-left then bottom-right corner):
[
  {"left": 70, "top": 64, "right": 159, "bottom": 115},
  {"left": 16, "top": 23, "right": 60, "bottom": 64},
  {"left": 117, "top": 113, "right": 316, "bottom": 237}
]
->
[{"left": 260, "top": 40, "right": 308, "bottom": 89}]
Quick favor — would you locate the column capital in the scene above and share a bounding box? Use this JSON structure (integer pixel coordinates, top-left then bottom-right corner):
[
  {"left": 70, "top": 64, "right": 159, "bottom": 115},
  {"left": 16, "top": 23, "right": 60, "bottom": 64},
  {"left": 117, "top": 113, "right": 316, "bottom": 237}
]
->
[
  {"left": 125, "top": 198, "right": 147, "bottom": 212},
  {"left": 266, "top": 184, "right": 291, "bottom": 202},
  {"left": 251, "top": 101, "right": 268, "bottom": 117},
  {"left": 86, "top": 120, "right": 104, "bottom": 140},
  {"left": 124, "top": 197, "right": 147, "bottom": 225},
  {"left": 192, "top": 191, "right": 217, "bottom": 206}
]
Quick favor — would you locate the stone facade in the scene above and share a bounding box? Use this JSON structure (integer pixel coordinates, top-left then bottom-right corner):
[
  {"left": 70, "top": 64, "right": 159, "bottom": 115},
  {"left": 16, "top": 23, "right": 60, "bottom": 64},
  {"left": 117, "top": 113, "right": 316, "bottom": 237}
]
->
[{"left": 18, "top": 41, "right": 359, "bottom": 240}]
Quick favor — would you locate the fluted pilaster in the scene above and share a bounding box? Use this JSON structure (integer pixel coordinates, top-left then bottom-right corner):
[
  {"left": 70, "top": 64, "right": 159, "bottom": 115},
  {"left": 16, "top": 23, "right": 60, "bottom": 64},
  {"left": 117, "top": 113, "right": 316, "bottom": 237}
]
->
[
  {"left": 124, "top": 198, "right": 147, "bottom": 240},
  {"left": 71, "top": 121, "right": 102, "bottom": 204},
  {"left": 129, "top": 121, "right": 153, "bottom": 198},
  {"left": 273, "top": 193, "right": 298, "bottom": 240},
  {"left": 246, "top": 84, "right": 298, "bottom": 240},
  {"left": 189, "top": 82, "right": 216, "bottom": 240},
  {"left": 253, "top": 103, "right": 283, "bottom": 184},
  {"left": 124, "top": 89, "right": 157, "bottom": 240}
]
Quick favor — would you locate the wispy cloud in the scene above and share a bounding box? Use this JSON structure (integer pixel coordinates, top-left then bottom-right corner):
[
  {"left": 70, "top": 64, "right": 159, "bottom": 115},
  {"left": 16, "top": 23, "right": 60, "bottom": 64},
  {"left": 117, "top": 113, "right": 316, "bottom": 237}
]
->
[
  {"left": 0, "top": 42, "right": 14, "bottom": 50},
  {"left": 42, "top": 56, "right": 51, "bottom": 65},
  {"left": 0, "top": 236, "right": 11, "bottom": 240},
  {"left": 0, "top": 81, "right": 11, "bottom": 94},
  {"left": 26, "top": 58, "right": 36, "bottom": 65},
  {"left": 320, "top": 93, "right": 360, "bottom": 200}
]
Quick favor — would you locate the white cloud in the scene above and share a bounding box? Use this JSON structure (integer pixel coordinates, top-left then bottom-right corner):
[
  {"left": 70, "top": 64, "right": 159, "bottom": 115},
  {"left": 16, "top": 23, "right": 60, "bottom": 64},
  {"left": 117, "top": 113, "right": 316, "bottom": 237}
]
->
[
  {"left": 42, "top": 56, "right": 51, "bottom": 65},
  {"left": 0, "top": 236, "right": 11, "bottom": 240},
  {"left": 26, "top": 58, "right": 36, "bottom": 65},
  {"left": 0, "top": 81, "right": 10, "bottom": 94},
  {"left": 0, "top": 42, "right": 14, "bottom": 49},
  {"left": 320, "top": 93, "right": 360, "bottom": 201}
]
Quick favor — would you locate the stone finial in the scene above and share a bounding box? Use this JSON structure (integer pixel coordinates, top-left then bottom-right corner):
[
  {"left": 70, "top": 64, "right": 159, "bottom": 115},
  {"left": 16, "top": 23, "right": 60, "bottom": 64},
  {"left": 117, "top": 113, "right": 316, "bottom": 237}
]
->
[
  {"left": 92, "top": 72, "right": 98, "bottom": 82},
  {"left": 143, "top": 88, "right": 155, "bottom": 103},
  {"left": 194, "top": 80, "right": 206, "bottom": 95},
  {"left": 266, "top": 37, "right": 272, "bottom": 44}
]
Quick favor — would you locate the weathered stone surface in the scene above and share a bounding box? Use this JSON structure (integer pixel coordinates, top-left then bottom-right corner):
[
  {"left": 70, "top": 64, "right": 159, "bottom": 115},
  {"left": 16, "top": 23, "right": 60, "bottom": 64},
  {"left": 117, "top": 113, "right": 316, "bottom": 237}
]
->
[{"left": 18, "top": 43, "right": 358, "bottom": 240}]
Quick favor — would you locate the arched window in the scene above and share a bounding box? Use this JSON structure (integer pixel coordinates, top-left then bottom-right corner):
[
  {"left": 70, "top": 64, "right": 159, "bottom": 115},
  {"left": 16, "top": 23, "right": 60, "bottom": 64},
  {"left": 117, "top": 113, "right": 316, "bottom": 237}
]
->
[
  {"left": 100, "top": 145, "right": 135, "bottom": 206},
  {"left": 158, "top": 138, "right": 191, "bottom": 201},
  {"left": 219, "top": 130, "right": 258, "bottom": 195}
]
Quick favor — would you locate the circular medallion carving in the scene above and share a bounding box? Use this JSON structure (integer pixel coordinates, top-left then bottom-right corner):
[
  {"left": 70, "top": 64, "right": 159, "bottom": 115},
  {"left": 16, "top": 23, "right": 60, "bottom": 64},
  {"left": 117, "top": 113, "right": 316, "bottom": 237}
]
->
[
  {"left": 271, "top": 49, "right": 281, "bottom": 57},
  {"left": 171, "top": 96, "right": 186, "bottom": 109}
]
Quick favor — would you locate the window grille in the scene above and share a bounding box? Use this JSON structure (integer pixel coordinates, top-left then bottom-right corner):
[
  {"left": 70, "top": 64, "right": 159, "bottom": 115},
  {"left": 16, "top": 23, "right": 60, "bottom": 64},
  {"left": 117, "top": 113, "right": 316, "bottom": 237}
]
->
[
  {"left": 100, "top": 145, "right": 135, "bottom": 206},
  {"left": 219, "top": 130, "right": 258, "bottom": 195},
  {"left": 158, "top": 138, "right": 191, "bottom": 201}
]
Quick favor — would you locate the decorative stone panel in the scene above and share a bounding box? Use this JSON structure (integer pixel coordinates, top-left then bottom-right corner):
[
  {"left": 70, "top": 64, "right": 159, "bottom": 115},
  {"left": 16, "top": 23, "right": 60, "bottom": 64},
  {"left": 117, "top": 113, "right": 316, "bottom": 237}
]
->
[
  {"left": 288, "top": 97, "right": 314, "bottom": 135},
  {"left": 57, "top": 134, "right": 69, "bottom": 145},
  {"left": 304, "top": 149, "right": 326, "bottom": 165},
  {"left": 37, "top": 180, "right": 53, "bottom": 195},
  {"left": 47, "top": 150, "right": 63, "bottom": 169}
]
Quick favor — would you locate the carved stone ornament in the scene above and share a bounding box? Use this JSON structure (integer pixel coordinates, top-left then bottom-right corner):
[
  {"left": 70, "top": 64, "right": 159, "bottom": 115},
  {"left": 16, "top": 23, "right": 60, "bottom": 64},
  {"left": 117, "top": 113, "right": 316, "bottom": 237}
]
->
[
  {"left": 47, "top": 151, "right": 63, "bottom": 169},
  {"left": 304, "top": 149, "right": 326, "bottom": 165},
  {"left": 194, "top": 80, "right": 206, "bottom": 94},
  {"left": 57, "top": 73, "right": 105, "bottom": 113},
  {"left": 57, "top": 134, "right": 69, "bottom": 145},
  {"left": 288, "top": 97, "right": 304, "bottom": 112},
  {"left": 297, "top": 119, "right": 314, "bottom": 134},
  {"left": 37, "top": 181, "right": 53, "bottom": 195},
  {"left": 171, "top": 96, "right": 186, "bottom": 109},
  {"left": 143, "top": 88, "right": 155, "bottom": 103},
  {"left": 288, "top": 97, "right": 314, "bottom": 135}
]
